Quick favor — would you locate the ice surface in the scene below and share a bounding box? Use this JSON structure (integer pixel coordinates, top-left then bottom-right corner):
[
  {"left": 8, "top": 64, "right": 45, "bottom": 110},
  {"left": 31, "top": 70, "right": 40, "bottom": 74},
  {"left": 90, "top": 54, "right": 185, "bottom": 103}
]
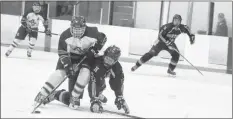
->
[{"left": 1, "top": 46, "right": 232, "bottom": 118}]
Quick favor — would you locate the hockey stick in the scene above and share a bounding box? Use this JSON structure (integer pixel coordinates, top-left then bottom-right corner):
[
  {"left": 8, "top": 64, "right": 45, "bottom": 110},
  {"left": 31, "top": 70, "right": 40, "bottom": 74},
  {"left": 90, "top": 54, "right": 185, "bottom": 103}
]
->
[
  {"left": 104, "top": 110, "right": 145, "bottom": 119},
  {"left": 33, "top": 30, "right": 60, "bottom": 36},
  {"left": 173, "top": 49, "right": 204, "bottom": 76},
  {"left": 31, "top": 56, "right": 86, "bottom": 113}
]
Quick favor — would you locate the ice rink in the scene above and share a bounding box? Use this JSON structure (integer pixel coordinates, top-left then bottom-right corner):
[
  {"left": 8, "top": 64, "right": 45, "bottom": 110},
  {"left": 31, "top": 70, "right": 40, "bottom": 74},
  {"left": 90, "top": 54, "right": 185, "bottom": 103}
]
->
[{"left": 1, "top": 46, "right": 232, "bottom": 118}]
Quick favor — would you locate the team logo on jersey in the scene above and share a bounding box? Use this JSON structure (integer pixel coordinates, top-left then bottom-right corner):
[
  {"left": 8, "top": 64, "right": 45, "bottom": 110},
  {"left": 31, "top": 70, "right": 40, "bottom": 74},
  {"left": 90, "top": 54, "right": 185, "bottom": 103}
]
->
[
  {"left": 65, "top": 36, "right": 97, "bottom": 55},
  {"left": 93, "top": 66, "right": 99, "bottom": 73}
]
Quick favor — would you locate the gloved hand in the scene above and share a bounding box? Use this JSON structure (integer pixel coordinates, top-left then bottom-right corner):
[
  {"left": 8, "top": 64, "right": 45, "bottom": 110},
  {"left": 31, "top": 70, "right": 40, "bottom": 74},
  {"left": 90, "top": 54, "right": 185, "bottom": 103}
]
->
[
  {"left": 87, "top": 47, "right": 99, "bottom": 66},
  {"left": 115, "top": 95, "right": 130, "bottom": 114},
  {"left": 190, "top": 34, "right": 195, "bottom": 45},
  {"left": 64, "top": 64, "right": 75, "bottom": 80},
  {"left": 61, "top": 57, "right": 75, "bottom": 79},
  {"left": 45, "top": 28, "right": 52, "bottom": 37}
]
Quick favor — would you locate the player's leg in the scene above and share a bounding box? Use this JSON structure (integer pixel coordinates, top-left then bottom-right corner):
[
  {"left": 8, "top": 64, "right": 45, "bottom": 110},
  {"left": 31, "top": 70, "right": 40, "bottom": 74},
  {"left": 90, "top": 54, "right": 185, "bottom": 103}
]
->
[
  {"left": 54, "top": 89, "right": 71, "bottom": 106},
  {"left": 88, "top": 77, "right": 107, "bottom": 103},
  {"left": 34, "top": 59, "right": 67, "bottom": 105},
  {"left": 166, "top": 44, "right": 180, "bottom": 75},
  {"left": 131, "top": 41, "right": 165, "bottom": 71},
  {"left": 27, "top": 28, "right": 38, "bottom": 57},
  {"left": 69, "top": 60, "right": 91, "bottom": 109},
  {"left": 88, "top": 75, "right": 106, "bottom": 113},
  {"left": 5, "top": 26, "right": 28, "bottom": 57}
]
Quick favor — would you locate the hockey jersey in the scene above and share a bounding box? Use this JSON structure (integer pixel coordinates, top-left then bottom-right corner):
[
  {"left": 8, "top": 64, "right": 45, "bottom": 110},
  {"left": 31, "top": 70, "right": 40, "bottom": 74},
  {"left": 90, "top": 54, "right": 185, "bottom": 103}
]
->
[
  {"left": 91, "top": 56, "right": 124, "bottom": 97},
  {"left": 158, "top": 23, "right": 193, "bottom": 43},
  {"left": 22, "top": 8, "right": 48, "bottom": 28},
  {"left": 58, "top": 26, "right": 102, "bottom": 61}
]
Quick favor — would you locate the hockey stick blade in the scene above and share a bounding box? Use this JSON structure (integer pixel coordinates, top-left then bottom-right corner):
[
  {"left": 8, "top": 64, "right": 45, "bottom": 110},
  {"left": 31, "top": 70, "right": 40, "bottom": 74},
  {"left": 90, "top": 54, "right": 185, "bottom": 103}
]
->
[
  {"left": 174, "top": 49, "right": 204, "bottom": 76},
  {"left": 104, "top": 110, "right": 145, "bottom": 119}
]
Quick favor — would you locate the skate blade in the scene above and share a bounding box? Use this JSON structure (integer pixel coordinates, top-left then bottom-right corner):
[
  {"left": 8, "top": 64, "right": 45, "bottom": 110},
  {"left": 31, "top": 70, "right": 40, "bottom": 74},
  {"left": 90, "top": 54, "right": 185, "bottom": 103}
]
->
[{"left": 168, "top": 74, "right": 176, "bottom": 78}]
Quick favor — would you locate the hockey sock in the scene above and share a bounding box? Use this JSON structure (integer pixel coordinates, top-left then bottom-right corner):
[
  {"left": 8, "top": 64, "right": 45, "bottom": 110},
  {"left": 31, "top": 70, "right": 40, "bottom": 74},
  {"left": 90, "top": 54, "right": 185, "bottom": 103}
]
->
[
  {"left": 168, "top": 60, "right": 177, "bottom": 71},
  {"left": 8, "top": 39, "right": 21, "bottom": 51},
  {"left": 55, "top": 90, "right": 70, "bottom": 106},
  {"left": 28, "top": 38, "right": 36, "bottom": 53},
  {"left": 71, "top": 67, "right": 90, "bottom": 98},
  {"left": 40, "top": 70, "right": 66, "bottom": 97}
]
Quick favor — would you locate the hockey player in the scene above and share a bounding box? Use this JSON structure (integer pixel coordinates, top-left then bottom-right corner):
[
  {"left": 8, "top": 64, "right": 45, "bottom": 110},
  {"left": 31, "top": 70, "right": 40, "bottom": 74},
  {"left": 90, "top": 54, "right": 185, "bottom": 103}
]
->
[
  {"left": 52, "top": 45, "right": 130, "bottom": 114},
  {"left": 131, "top": 14, "right": 195, "bottom": 76},
  {"left": 5, "top": 2, "right": 51, "bottom": 57},
  {"left": 33, "top": 16, "right": 107, "bottom": 108}
]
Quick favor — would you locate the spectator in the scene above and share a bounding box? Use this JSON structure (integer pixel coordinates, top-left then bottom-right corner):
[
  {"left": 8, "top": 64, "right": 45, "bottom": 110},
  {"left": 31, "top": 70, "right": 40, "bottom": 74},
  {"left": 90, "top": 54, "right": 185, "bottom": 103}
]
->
[{"left": 215, "top": 13, "right": 228, "bottom": 37}]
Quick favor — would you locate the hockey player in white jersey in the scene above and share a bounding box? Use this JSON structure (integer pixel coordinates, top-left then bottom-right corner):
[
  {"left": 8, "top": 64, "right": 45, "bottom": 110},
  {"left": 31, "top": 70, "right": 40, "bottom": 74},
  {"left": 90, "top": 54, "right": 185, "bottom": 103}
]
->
[
  {"left": 33, "top": 16, "right": 107, "bottom": 109},
  {"left": 5, "top": 2, "right": 51, "bottom": 57}
]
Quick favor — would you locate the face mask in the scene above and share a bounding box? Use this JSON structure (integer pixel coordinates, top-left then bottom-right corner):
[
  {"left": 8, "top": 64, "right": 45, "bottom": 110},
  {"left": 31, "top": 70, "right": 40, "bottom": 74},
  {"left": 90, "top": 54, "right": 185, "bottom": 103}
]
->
[
  {"left": 71, "top": 26, "right": 86, "bottom": 38},
  {"left": 173, "top": 19, "right": 181, "bottom": 26},
  {"left": 33, "top": 6, "right": 41, "bottom": 13},
  {"left": 103, "top": 56, "right": 116, "bottom": 68}
]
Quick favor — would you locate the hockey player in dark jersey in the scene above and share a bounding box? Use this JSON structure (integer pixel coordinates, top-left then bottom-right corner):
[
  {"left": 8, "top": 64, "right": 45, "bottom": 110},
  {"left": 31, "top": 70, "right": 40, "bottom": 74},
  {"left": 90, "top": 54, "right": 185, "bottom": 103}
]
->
[
  {"left": 131, "top": 14, "right": 195, "bottom": 76},
  {"left": 5, "top": 2, "right": 51, "bottom": 57},
  {"left": 50, "top": 45, "right": 130, "bottom": 114},
  {"left": 33, "top": 16, "right": 107, "bottom": 109}
]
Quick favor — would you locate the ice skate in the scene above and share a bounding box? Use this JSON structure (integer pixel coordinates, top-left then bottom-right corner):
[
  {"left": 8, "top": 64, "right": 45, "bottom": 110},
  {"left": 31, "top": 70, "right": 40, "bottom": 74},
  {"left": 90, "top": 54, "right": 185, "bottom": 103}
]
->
[
  {"left": 99, "top": 94, "right": 107, "bottom": 103},
  {"left": 5, "top": 50, "right": 12, "bottom": 57},
  {"left": 167, "top": 68, "right": 176, "bottom": 77},
  {"left": 27, "top": 50, "right": 32, "bottom": 58},
  {"left": 69, "top": 96, "right": 80, "bottom": 110},
  {"left": 131, "top": 65, "right": 139, "bottom": 72}
]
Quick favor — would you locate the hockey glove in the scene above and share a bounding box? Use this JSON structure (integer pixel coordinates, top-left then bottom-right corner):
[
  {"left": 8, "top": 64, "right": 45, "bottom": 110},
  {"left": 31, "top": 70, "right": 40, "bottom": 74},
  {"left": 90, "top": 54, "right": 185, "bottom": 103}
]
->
[
  {"left": 87, "top": 47, "right": 99, "bottom": 66},
  {"left": 61, "top": 57, "right": 75, "bottom": 79},
  {"left": 90, "top": 98, "right": 103, "bottom": 113},
  {"left": 190, "top": 34, "right": 195, "bottom": 45},
  {"left": 115, "top": 95, "right": 130, "bottom": 114},
  {"left": 45, "top": 28, "right": 52, "bottom": 37},
  {"left": 21, "top": 17, "right": 27, "bottom": 28}
]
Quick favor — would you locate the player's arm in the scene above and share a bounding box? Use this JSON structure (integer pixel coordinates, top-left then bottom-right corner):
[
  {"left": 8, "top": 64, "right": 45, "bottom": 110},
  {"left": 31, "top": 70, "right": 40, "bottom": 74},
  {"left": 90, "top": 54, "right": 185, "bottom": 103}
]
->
[
  {"left": 109, "top": 66, "right": 124, "bottom": 97},
  {"left": 57, "top": 33, "right": 74, "bottom": 78},
  {"left": 87, "top": 32, "right": 107, "bottom": 66},
  {"left": 181, "top": 25, "right": 195, "bottom": 44},
  {"left": 109, "top": 62, "right": 130, "bottom": 114},
  {"left": 39, "top": 11, "right": 51, "bottom": 36},
  {"left": 21, "top": 8, "right": 32, "bottom": 28},
  {"left": 93, "top": 32, "right": 107, "bottom": 51},
  {"left": 158, "top": 24, "right": 172, "bottom": 45}
]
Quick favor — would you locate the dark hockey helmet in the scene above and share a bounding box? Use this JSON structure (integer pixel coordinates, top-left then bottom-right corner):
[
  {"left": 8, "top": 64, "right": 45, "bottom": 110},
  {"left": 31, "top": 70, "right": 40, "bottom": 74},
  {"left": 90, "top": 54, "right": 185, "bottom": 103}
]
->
[
  {"left": 103, "top": 45, "right": 121, "bottom": 67},
  {"left": 32, "top": 2, "right": 41, "bottom": 13},
  {"left": 173, "top": 14, "right": 182, "bottom": 26},
  {"left": 70, "top": 16, "right": 86, "bottom": 38}
]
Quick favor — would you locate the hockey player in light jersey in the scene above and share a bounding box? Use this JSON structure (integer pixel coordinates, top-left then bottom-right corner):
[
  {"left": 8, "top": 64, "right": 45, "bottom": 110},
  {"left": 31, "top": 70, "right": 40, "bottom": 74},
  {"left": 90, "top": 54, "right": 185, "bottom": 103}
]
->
[
  {"left": 131, "top": 14, "right": 195, "bottom": 76},
  {"left": 5, "top": 2, "right": 51, "bottom": 57},
  {"left": 33, "top": 16, "right": 107, "bottom": 109},
  {"left": 46, "top": 46, "right": 130, "bottom": 114}
]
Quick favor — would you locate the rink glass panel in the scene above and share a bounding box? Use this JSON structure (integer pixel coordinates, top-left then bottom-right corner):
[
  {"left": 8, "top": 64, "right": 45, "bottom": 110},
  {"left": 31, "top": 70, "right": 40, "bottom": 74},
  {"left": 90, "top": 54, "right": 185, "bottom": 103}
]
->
[
  {"left": 49, "top": 1, "right": 74, "bottom": 21},
  {"left": 209, "top": 2, "right": 232, "bottom": 66},
  {"left": 128, "top": 2, "right": 162, "bottom": 56},
  {"left": 191, "top": 2, "right": 209, "bottom": 35}
]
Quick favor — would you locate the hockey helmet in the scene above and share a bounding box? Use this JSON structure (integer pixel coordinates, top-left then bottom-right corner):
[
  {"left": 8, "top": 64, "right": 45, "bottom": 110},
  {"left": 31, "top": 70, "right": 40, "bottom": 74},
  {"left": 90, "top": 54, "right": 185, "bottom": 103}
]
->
[
  {"left": 32, "top": 2, "right": 41, "bottom": 13},
  {"left": 173, "top": 14, "right": 182, "bottom": 26},
  {"left": 103, "top": 45, "right": 121, "bottom": 67},
  {"left": 70, "top": 16, "right": 86, "bottom": 38}
]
